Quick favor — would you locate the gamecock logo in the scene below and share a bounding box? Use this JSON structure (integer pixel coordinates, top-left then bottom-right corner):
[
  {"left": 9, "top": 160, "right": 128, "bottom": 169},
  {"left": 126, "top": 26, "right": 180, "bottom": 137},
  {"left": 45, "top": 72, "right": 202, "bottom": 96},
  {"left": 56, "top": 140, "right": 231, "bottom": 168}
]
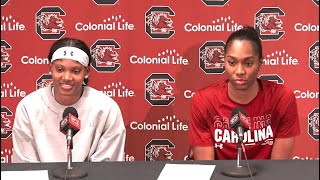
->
[
  {"left": 91, "top": 39, "right": 121, "bottom": 73},
  {"left": 1, "top": 40, "right": 12, "bottom": 73},
  {"left": 1, "top": 0, "right": 9, "bottom": 6},
  {"left": 258, "top": 74, "right": 284, "bottom": 84},
  {"left": 145, "top": 73, "right": 175, "bottom": 106},
  {"left": 36, "top": 74, "right": 53, "bottom": 90},
  {"left": 145, "top": 139, "right": 175, "bottom": 161},
  {"left": 145, "top": 6, "right": 175, "bottom": 39},
  {"left": 199, "top": 41, "right": 225, "bottom": 74},
  {"left": 309, "top": 41, "right": 319, "bottom": 74},
  {"left": 202, "top": 0, "right": 229, "bottom": 6},
  {"left": 35, "top": 6, "right": 66, "bottom": 40},
  {"left": 92, "top": 0, "right": 118, "bottom": 5},
  {"left": 308, "top": 108, "right": 319, "bottom": 140},
  {"left": 255, "top": 7, "right": 285, "bottom": 40},
  {"left": 1, "top": 106, "right": 13, "bottom": 139}
]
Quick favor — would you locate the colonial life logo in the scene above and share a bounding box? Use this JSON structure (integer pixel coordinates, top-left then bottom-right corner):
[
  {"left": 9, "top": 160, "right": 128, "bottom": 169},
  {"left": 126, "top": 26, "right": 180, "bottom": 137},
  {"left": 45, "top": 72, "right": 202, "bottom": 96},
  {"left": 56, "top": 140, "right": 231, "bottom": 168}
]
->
[
  {"left": 1, "top": 40, "right": 12, "bottom": 73},
  {"left": 145, "top": 6, "right": 175, "bottom": 39},
  {"left": 91, "top": 39, "right": 121, "bottom": 73},
  {"left": 1, "top": 15, "right": 26, "bottom": 31},
  {"left": 1, "top": 149, "right": 13, "bottom": 163},
  {"left": 145, "top": 139, "right": 175, "bottom": 161},
  {"left": 255, "top": 7, "right": 285, "bottom": 41},
  {"left": 199, "top": 41, "right": 226, "bottom": 74},
  {"left": 185, "top": 16, "right": 243, "bottom": 32},
  {"left": 130, "top": 49, "right": 189, "bottom": 66},
  {"left": 263, "top": 50, "right": 299, "bottom": 66},
  {"left": 145, "top": 73, "right": 175, "bottom": 106},
  {"left": 35, "top": 6, "right": 66, "bottom": 40},
  {"left": 130, "top": 115, "right": 188, "bottom": 131},
  {"left": 75, "top": 15, "right": 135, "bottom": 32},
  {"left": 20, "top": 55, "right": 49, "bottom": 65},
  {"left": 100, "top": 82, "right": 135, "bottom": 98},
  {"left": 1, "top": 82, "right": 26, "bottom": 98}
]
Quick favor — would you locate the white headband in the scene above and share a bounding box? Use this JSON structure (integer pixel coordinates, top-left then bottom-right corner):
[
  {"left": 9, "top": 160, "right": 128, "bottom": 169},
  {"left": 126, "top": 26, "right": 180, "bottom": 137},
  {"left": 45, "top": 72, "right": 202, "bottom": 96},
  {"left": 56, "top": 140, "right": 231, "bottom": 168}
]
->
[{"left": 51, "top": 46, "right": 89, "bottom": 67}]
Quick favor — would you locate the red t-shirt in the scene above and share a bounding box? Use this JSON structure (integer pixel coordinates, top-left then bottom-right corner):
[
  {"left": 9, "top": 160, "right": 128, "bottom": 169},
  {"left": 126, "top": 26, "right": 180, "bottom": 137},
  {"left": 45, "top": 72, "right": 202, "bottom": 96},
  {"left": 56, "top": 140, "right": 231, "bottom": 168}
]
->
[{"left": 189, "top": 79, "right": 301, "bottom": 159}]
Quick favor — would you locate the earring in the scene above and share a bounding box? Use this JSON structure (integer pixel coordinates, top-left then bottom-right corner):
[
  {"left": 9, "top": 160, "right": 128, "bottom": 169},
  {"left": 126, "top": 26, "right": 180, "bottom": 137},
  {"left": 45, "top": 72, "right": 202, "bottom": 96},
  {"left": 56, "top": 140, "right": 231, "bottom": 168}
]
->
[
  {"left": 49, "top": 72, "right": 52, "bottom": 75},
  {"left": 85, "top": 75, "right": 89, "bottom": 79}
]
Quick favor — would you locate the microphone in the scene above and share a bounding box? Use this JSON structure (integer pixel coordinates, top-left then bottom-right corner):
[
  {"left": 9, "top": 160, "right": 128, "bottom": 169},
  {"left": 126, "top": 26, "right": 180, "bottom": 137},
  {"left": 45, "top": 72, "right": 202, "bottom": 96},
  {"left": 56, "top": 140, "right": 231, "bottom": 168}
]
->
[
  {"left": 52, "top": 107, "right": 88, "bottom": 179},
  {"left": 221, "top": 107, "right": 258, "bottom": 178},
  {"left": 229, "top": 107, "right": 250, "bottom": 143},
  {"left": 60, "top": 107, "right": 80, "bottom": 149}
]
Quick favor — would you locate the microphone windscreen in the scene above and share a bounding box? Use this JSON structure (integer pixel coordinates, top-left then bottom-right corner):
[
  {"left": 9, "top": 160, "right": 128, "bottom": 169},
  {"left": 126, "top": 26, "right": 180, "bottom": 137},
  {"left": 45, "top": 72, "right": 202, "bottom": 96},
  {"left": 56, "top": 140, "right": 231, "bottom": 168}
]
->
[
  {"left": 231, "top": 107, "right": 245, "bottom": 118},
  {"left": 62, "top": 107, "right": 78, "bottom": 118}
]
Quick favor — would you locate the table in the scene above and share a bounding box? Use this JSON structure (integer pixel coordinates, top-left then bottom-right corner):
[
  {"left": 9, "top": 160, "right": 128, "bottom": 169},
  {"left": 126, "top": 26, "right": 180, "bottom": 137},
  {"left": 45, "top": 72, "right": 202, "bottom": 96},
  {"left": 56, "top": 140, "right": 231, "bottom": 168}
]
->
[{"left": 1, "top": 160, "right": 319, "bottom": 180}]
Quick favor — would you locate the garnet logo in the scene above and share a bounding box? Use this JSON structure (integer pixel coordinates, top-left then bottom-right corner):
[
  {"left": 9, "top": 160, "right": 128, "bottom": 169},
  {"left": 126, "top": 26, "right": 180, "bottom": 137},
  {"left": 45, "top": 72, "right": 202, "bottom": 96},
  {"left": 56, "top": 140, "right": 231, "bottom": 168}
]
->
[
  {"left": 1, "top": 40, "right": 12, "bottom": 73},
  {"left": 1, "top": 0, "right": 9, "bottom": 6},
  {"left": 145, "top": 139, "right": 175, "bottom": 161},
  {"left": 202, "top": 0, "right": 229, "bottom": 6},
  {"left": 258, "top": 74, "right": 284, "bottom": 84},
  {"left": 36, "top": 73, "right": 53, "bottom": 90},
  {"left": 1, "top": 106, "right": 13, "bottom": 139},
  {"left": 255, "top": 7, "right": 285, "bottom": 41},
  {"left": 145, "top": 6, "right": 175, "bottom": 39},
  {"left": 309, "top": 41, "right": 319, "bottom": 74},
  {"left": 91, "top": 39, "right": 121, "bottom": 73},
  {"left": 199, "top": 41, "right": 225, "bottom": 74},
  {"left": 36, "top": 6, "right": 66, "bottom": 40},
  {"left": 92, "top": 0, "right": 118, "bottom": 5},
  {"left": 308, "top": 108, "right": 319, "bottom": 140},
  {"left": 145, "top": 73, "right": 175, "bottom": 106}
]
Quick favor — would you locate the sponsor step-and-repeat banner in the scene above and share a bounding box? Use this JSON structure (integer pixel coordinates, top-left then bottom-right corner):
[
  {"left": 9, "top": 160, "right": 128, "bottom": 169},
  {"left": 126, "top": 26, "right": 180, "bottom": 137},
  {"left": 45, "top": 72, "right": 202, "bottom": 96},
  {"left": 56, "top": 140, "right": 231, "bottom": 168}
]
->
[{"left": 1, "top": 0, "right": 319, "bottom": 163}]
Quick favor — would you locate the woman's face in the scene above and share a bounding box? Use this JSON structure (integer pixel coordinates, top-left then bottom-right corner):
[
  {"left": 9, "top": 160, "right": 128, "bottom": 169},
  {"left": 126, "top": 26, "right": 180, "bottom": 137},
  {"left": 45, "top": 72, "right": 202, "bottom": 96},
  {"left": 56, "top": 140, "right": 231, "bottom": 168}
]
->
[
  {"left": 50, "top": 59, "right": 89, "bottom": 99},
  {"left": 224, "top": 39, "right": 261, "bottom": 91}
]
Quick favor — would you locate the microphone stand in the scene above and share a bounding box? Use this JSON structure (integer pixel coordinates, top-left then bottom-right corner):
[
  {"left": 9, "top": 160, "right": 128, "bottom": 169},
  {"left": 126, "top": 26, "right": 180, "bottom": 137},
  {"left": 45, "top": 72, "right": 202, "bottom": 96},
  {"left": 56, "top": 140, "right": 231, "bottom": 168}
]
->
[
  {"left": 52, "top": 129, "right": 88, "bottom": 179},
  {"left": 221, "top": 140, "right": 258, "bottom": 178}
]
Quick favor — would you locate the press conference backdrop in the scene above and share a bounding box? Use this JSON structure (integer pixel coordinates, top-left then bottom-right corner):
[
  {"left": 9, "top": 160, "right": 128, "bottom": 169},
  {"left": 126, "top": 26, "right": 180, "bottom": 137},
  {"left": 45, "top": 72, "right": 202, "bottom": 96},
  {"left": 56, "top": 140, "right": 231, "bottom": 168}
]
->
[{"left": 1, "top": 0, "right": 319, "bottom": 163}]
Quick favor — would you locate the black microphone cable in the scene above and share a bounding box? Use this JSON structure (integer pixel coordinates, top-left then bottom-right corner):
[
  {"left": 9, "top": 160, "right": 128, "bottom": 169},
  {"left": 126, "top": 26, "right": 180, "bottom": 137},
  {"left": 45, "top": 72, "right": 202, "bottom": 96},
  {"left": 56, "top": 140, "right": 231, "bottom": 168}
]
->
[{"left": 241, "top": 143, "right": 255, "bottom": 180}]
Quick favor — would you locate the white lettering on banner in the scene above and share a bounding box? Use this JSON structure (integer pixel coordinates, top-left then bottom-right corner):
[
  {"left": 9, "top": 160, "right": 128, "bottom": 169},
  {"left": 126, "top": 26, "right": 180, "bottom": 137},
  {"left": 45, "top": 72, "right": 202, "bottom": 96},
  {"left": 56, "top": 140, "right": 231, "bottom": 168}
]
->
[
  {"left": 123, "top": 153, "right": 135, "bottom": 161},
  {"left": 294, "top": 23, "right": 319, "bottom": 32},
  {"left": 1, "top": 16, "right": 26, "bottom": 31},
  {"left": 214, "top": 125, "right": 274, "bottom": 143},
  {"left": 263, "top": 50, "right": 299, "bottom": 66},
  {"left": 21, "top": 56, "right": 50, "bottom": 64},
  {"left": 75, "top": 19, "right": 134, "bottom": 31},
  {"left": 292, "top": 156, "right": 319, "bottom": 160},
  {"left": 184, "top": 90, "right": 195, "bottom": 99},
  {"left": 184, "top": 23, "right": 243, "bottom": 32},
  {"left": 130, "top": 55, "right": 188, "bottom": 65},
  {"left": 1, "top": 82, "right": 26, "bottom": 98},
  {"left": 294, "top": 90, "right": 319, "bottom": 99},
  {"left": 1, "top": 149, "right": 13, "bottom": 163},
  {"left": 130, "top": 116, "right": 188, "bottom": 131},
  {"left": 100, "top": 82, "right": 135, "bottom": 98},
  {"left": 184, "top": 17, "right": 243, "bottom": 32}
]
